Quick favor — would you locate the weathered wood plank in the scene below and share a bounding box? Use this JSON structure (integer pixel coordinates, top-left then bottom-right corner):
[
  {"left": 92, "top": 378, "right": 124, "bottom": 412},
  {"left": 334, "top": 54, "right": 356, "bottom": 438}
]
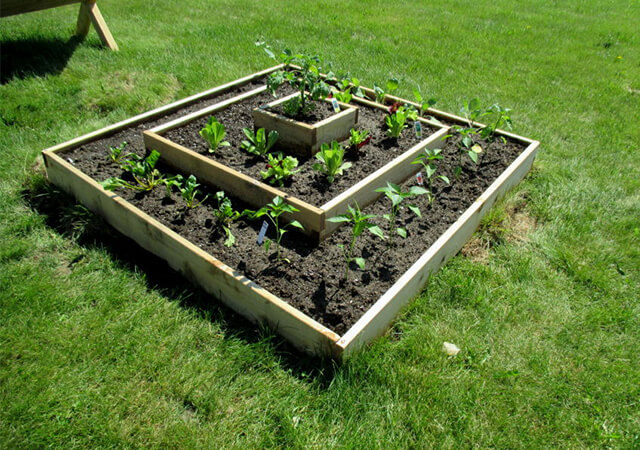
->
[
  {"left": 83, "top": 1, "right": 118, "bottom": 50},
  {"left": 42, "top": 150, "right": 341, "bottom": 357},
  {"left": 1, "top": 0, "right": 79, "bottom": 17}
]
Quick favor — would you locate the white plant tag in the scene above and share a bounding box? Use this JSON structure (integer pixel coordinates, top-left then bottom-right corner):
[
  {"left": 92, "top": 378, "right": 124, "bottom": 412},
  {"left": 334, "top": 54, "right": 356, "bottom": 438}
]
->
[
  {"left": 443, "top": 342, "right": 460, "bottom": 356},
  {"left": 257, "top": 221, "right": 269, "bottom": 245},
  {"left": 416, "top": 171, "right": 424, "bottom": 186},
  {"left": 414, "top": 120, "right": 422, "bottom": 138},
  {"left": 331, "top": 98, "right": 341, "bottom": 113}
]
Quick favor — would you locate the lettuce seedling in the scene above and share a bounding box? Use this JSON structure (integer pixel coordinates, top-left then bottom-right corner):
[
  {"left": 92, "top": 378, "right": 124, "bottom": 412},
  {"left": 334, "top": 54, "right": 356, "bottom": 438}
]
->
[
  {"left": 375, "top": 182, "right": 428, "bottom": 245},
  {"left": 212, "top": 191, "right": 240, "bottom": 247},
  {"left": 199, "top": 116, "right": 230, "bottom": 153},
  {"left": 385, "top": 106, "right": 416, "bottom": 138},
  {"left": 261, "top": 152, "right": 299, "bottom": 186},
  {"left": 102, "top": 150, "right": 166, "bottom": 192},
  {"left": 348, "top": 128, "right": 371, "bottom": 157},
  {"left": 480, "top": 103, "right": 512, "bottom": 141},
  {"left": 328, "top": 203, "right": 384, "bottom": 282},
  {"left": 333, "top": 88, "right": 352, "bottom": 104},
  {"left": 247, "top": 196, "right": 304, "bottom": 263},
  {"left": 108, "top": 141, "right": 132, "bottom": 163},
  {"left": 241, "top": 127, "right": 279, "bottom": 156},
  {"left": 165, "top": 174, "right": 208, "bottom": 209},
  {"left": 312, "top": 141, "right": 351, "bottom": 183},
  {"left": 411, "top": 149, "right": 450, "bottom": 203}
]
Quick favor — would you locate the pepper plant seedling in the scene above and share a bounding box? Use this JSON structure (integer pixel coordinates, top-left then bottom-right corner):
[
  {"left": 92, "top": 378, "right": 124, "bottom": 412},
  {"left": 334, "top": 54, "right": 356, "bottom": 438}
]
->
[
  {"left": 102, "top": 150, "right": 166, "bottom": 192},
  {"left": 312, "top": 141, "right": 352, "bottom": 183},
  {"left": 108, "top": 141, "right": 132, "bottom": 163},
  {"left": 212, "top": 191, "right": 241, "bottom": 247},
  {"left": 328, "top": 203, "right": 384, "bottom": 282},
  {"left": 247, "top": 196, "right": 304, "bottom": 263},
  {"left": 480, "top": 103, "right": 512, "bottom": 142},
  {"left": 261, "top": 152, "right": 299, "bottom": 187},
  {"left": 375, "top": 182, "right": 428, "bottom": 245},
  {"left": 199, "top": 116, "right": 230, "bottom": 153},
  {"left": 411, "top": 149, "right": 450, "bottom": 203},
  {"left": 241, "top": 127, "right": 279, "bottom": 156},
  {"left": 165, "top": 174, "right": 208, "bottom": 209}
]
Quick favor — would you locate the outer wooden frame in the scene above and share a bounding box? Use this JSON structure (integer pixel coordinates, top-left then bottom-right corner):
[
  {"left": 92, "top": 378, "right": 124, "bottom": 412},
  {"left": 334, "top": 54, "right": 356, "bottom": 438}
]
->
[
  {"left": 42, "top": 67, "right": 540, "bottom": 359},
  {"left": 144, "top": 92, "right": 449, "bottom": 240}
]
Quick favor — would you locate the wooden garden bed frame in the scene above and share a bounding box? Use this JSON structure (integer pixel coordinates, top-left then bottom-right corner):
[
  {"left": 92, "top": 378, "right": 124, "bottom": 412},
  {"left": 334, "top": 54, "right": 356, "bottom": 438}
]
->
[
  {"left": 1, "top": 0, "right": 118, "bottom": 50},
  {"left": 143, "top": 90, "right": 448, "bottom": 241},
  {"left": 42, "top": 66, "right": 540, "bottom": 358}
]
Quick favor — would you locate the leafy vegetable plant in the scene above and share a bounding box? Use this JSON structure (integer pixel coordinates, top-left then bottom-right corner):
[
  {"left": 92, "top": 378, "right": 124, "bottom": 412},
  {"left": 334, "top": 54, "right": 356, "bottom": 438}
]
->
[
  {"left": 312, "top": 141, "right": 351, "bottom": 183},
  {"left": 480, "top": 103, "right": 512, "bottom": 141},
  {"left": 165, "top": 174, "right": 208, "bottom": 209},
  {"left": 374, "top": 78, "right": 399, "bottom": 103},
  {"left": 102, "top": 150, "right": 166, "bottom": 192},
  {"left": 385, "top": 106, "right": 416, "bottom": 138},
  {"left": 248, "top": 196, "right": 304, "bottom": 263},
  {"left": 199, "top": 117, "right": 230, "bottom": 153},
  {"left": 212, "top": 191, "right": 241, "bottom": 247},
  {"left": 241, "top": 127, "right": 279, "bottom": 156},
  {"left": 328, "top": 203, "right": 384, "bottom": 282},
  {"left": 375, "top": 182, "right": 428, "bottom": 245},
  {"left": 338, "top": 77, "right": 365, "bottom": 98},
  {"left": 332, "top": 88, "right": 352, "bottom": 104},
  {"left": 261, "top": 153, "right": 299, "bottom": 186},
  {"left": 411, "top": 148, "right": 450, "bottom": 203},
  {"left": 348, "top": 128, "right": 371, "bottom": 157},
  {"left": 108, "top": 141, "right": 132, "bottom": 163},
  {"left": 412, "top": 89, "right": 437, "bottom": 116}
]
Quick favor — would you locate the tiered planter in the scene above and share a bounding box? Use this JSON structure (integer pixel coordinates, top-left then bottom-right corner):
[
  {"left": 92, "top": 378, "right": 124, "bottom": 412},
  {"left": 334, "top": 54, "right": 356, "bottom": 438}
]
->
[{"left": 42, "top": 66, "right": 540, "bottom": 358}]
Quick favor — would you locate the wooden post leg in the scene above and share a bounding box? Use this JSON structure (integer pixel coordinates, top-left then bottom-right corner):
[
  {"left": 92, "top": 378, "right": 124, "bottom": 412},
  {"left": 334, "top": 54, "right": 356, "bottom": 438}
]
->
[{"left": 75, "top": 0, "right": 118, "bottom": 51}]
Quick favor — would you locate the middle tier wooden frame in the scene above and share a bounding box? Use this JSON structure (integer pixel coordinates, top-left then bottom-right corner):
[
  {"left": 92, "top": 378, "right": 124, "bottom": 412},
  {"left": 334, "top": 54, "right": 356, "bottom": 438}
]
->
[{"left": 143, "top": 87, "right": 449, "bottom": 241}]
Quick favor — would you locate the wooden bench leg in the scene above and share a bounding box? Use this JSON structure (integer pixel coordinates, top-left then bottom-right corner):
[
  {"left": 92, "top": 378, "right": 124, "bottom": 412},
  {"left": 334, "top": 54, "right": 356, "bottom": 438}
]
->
[{"left": 76, "top": 0, "right": 118, "bottom": 51}]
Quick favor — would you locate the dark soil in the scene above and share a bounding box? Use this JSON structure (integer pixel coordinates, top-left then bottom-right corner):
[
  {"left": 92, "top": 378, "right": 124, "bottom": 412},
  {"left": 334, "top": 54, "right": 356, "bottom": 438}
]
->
[
  {"left": 162, "top": 94, "right": 439, "bottom": 206},
  {"left": 270, "top": 98, "right": 336, "bottom": 123},
  {"left": 62, "top": 128, "right": 526, "bottom": 335}
]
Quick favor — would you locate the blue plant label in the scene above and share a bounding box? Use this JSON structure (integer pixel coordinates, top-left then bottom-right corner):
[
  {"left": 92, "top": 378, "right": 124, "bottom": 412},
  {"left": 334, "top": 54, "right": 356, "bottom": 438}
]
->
[
  {"left": 257, "top": 221, "right": 269, "bottom": 245},
  {"left": 331, "top": 98, "right": 341, "bottom": 113},
  {"left": 414, "top": 121, "right": 422, "bottom": 138},
  {"left": 416, "top": 171, "right": 424, "bottom": 186}
]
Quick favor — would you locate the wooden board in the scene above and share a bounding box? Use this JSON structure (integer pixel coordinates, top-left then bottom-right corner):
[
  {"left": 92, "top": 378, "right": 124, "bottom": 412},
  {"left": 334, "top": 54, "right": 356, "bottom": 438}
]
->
[{"left": 1, "top": 0, "right": 79, "bottom": 16}]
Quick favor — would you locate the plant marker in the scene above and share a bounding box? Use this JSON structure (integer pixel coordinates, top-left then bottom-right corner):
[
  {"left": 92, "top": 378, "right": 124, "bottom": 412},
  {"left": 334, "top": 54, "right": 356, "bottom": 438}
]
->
[
  {"left": 257, "top": 221, "right": 269, "bottom": 245},
  {"left": 331, "top": 98, "right": 341, "bottom": 113},
  {"left": 414, "top": 120, "right": 422, "bottom": 138},
  {"left": 416, "top": 171, "right": 424, "bottom": 186}
]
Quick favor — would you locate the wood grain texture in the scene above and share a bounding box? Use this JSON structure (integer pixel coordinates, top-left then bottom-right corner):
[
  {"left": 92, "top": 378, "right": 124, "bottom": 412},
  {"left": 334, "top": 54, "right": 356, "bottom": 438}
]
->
[{"left": 1, "top": 0, "right": 79, "bottom": 16}]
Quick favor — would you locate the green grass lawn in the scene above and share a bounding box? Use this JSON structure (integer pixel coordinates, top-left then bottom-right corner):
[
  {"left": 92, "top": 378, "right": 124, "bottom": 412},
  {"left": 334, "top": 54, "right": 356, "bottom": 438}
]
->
[{"left": 1, "top": 0, "right": 639, "bottom": 447}]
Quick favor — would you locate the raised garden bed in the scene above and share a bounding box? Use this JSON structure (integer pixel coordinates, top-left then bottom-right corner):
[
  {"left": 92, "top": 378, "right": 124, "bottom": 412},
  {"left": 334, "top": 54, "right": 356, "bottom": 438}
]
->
[{"left": 43, "top": 66, "right": 539, "bottom": 358}]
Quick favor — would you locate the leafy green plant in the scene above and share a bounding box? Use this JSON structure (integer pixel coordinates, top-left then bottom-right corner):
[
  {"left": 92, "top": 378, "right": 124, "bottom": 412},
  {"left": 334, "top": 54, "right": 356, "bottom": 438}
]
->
[
  {"left": 199, "top": 116, "right": 230, "bottom": 153},
  {"left": 411, "top": 148, "right": 450, "bottom": 203},
  {"left": 248, "top": 196, "right": 304, "bottom": 263},
  {"left": 337, "top": 77, "right": 365, "bottom": 98},
  {"left": 102, "top": 150, "right": 166, "bottom": 192},
  {"left": 373, "top": 78, "right": 399, "bottom": 103},
  {"left": 241, "top": 127, "right": 279, "bottom": 156},
  {"left": 108, "top": 141, "right": 132, "bottom": 163},
  {"left": 480, "top": 103, "right": 512, "bottom": 141},
  {"left": 460, "top": 98, "right": 486, "bottom": 128},
  {"left": 260, "top": 153, "right": 299, "bottom": 186},
  {"left": 165, "top": 174, "right": 208, "bottom": 209},
  {"left": 212, "top": 191, "right": 241, "bottom": 247},
  {"left": 333, "top": 89, "right": 352, "bottom": 104},
  {"left": 375, "top": 182, "right": 428, "bottom": 245},
  {"left": 258, "top": 43, "right": 330, "bottom": 117},
  {"left": 312, "top": 141, "right": 351, "bottom": 183},
  {"left": 385, "top": 106, "right": 415, "bottom": 138},
  {"left": 347, "top": 128, "right": 371, "bottom": 157},
  {"left": 412, "top": 89, "right": 437, "bottom": 116},
  {"left": 327, "top": 203, "right": 384, "bottom": 282}
]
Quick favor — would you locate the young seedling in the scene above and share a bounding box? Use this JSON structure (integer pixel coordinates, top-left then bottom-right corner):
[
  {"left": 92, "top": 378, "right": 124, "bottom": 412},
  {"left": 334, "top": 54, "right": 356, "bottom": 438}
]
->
[
  {"left": 212, "top": 191, "right": 240, "bottom": 247},
  {"left": 248, "top": 196, "right": 304, "bottom": 263},
  {"left": 373, "top": 78, "right": 399, "bottom": 104},
  {"left": 108, "top": 141, "right": 132, "bottom": 163},
  {"left": 312, "top": 141, "right": 352, "bottom": 183},
  {"left": 165, "top": 174, "right": 208, "bottom": 209},
  {"left": 412, "top": 89, "right": 437, "bottom": 116},
  {"left": 375, "top": 182, "right": 428, "bottom": 245},
  {"left": 102, "top": 150, "right": 166, "bottom": 192},
  {"left": 327, "top": 203, "right": 384, "bottom": 282},
  {"left": 199, "top": 116, "right": 230, "bottom": 153},
  {"left": 241, "top": 127, "right": 279, "bottom": 156},
  {"left": 480, "top": 103, "right": 512, "bottom": 141},
  {"left": 347, "top": 128, "right": 371, "bottom": 157},
  {"left": 385, "top": 106, "right": 416, "bottom": 138},
  {"left": 260, "top": 152, "right": 299, "bottom": 187},
  {"left": 332, "top": 88, "right": 352, "bottom": 104},
  {"left": 411, "top": 149, "right": 450, "bottom": 203}
]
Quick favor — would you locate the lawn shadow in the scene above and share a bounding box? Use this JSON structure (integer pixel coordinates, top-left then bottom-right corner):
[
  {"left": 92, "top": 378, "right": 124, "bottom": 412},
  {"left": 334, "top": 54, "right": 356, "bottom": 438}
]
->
[
  {"left": 1, "top": 35, "right": 83, "bottom": 84},
  {"left": 22, "top": 173, "right": 339, "bottom": 387}
]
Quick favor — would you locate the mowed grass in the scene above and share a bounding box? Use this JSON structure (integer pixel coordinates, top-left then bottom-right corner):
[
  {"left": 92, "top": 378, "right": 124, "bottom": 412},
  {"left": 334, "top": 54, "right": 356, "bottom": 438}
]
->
[{"left": 1, "top": 0, "right": 639, "bottom": 447}]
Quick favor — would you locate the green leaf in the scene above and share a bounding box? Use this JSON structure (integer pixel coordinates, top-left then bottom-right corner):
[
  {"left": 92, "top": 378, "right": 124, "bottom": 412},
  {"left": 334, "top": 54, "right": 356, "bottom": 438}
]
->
[
  {"left": 397, "top": 227, "right": 407, "bottom": 238},
  {"left": 288, "top": 220, "right": 304, "bottom": 230},
  {"left": 408, "top": 205, "right": 422, "bottom": 218},
  {"left": 263, "top": 239, "right": 271, "bottom": 253},
  {"left": 468, "top": 150, "right": 479, "bottom": 164},
  {"left": 409, "top": 186, "right": 429, "bottom": 196},
  {"left": 368, "top": 225, "right": 385, "bottom": 240},
  {"left": 327, "top": 216, "right": 351, "bottom": 223},
  {"left": 354, "top": 257, "right": 366, "bottom": 270}
]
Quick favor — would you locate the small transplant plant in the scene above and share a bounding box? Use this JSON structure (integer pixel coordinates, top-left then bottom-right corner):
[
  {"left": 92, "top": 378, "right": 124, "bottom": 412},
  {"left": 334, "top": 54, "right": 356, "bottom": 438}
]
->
[
  {"left": 165, "top": 174, "right": 208, "bottom": 209},
  {"left": 347, "top": 128, "right": 371, "bottom": 157},
  {"left": 212, "top": 191, "right": 241, "bottom": 247},
  {"left": 411, "top": 148, "right": 450, "bottom": 202},
  {"left": 241, "top": 127, "right": 279, "bottom": 156},
  {"left": 108, "top": 141, "right": 132, "bottom": 163},
  {"left": 248, "top": 196, "right": 304, "bottom": 263},
  {"left": 199, "top": 116, "right": 230, "bottom": 153},
  {"left": 261, "top": 153, "right": 299, "bottom": 186},
  {"left": 328, "top": 203, "right": 384, "bottom": 282},
  {"left": 102, "top": 150, "right": 166, "bottom": 192},
  {"left": 412, "top": 89, "right": 437, "bottom": 116},
  {"left": 373, "top": 78, "right": 399, "bottom": 104},
  {"left": 313, "top": 141, "right": 351, "bottom": 183},
  {"left": 375, "top": 182, "right": 428, "bottom": 245},
  {"left": 386, "top": 106, "right": 417, "bottom": 138},
  {"left": 480, "top": 103, "right": 512, "bottom": 141},
  {"left": 332, "top": 88, "right": 352, "bottom": 104}
]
